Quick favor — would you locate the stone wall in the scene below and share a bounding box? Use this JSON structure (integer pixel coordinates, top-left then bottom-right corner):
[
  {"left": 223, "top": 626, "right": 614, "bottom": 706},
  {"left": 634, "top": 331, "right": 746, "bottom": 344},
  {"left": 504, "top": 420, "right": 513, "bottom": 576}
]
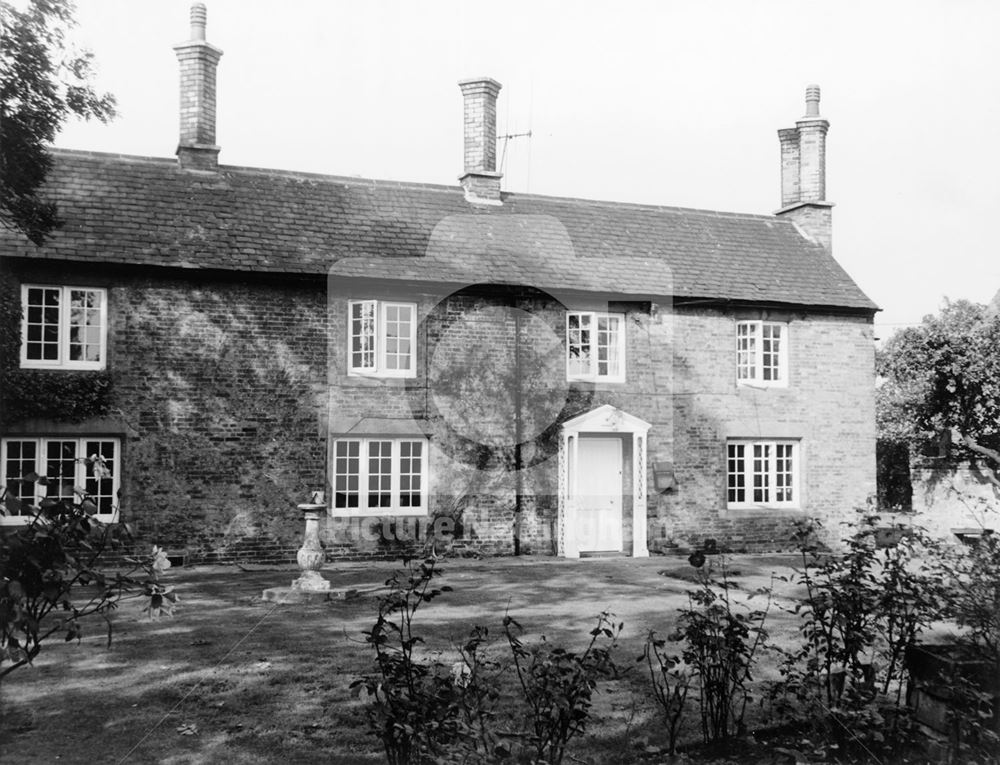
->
[{"left": 908, "top": 459, "right": 1000, "bottom": 540}]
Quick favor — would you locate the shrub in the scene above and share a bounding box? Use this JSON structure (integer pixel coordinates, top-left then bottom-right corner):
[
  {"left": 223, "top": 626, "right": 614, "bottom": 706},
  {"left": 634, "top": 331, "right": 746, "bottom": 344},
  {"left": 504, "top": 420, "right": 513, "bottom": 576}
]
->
[
  {"left": 503, "top": 611, "right": 621, "bottom": 765},
  {"left": 353, "top": 557, "right": 462, "bottom": 764},
  {"left": 639, "top": 630, "right": 690, "bottom": 755},
  {"left": 675, "top": 542, "right": 773, "bottom": 747},
  {"left": 1, "top": 472, "right": 175, "bottom": 682},
  {"left": 771, "top": 512, "right": 946, "bottom": 761},
  {"left": 354, "top": 556, "right": 624, "bottom": 764},
  {"left": 938, "top": 529, "right": 1000, "bottom": 760}
]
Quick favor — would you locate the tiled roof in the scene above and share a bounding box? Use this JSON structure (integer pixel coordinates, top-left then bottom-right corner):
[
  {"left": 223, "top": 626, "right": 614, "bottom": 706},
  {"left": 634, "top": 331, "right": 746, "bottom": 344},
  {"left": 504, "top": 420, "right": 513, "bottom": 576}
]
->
[{"left": 1, "top": 149, "right": 876, "bottom": 310}]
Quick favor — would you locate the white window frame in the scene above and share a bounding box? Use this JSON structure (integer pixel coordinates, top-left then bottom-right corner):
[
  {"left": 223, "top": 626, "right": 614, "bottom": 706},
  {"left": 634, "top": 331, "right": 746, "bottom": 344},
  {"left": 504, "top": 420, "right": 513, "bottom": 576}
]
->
[
  {"left": 332, "top": 437, "right": 429, "bottom": 516},
  {"left": 0, "top": 437, "right": 121, "bottom": 525},
  {"left": 565, "top": 311, "right": 626, "bottom": 383},
  {"left": 736, "top": 320, "right": 788, "bottom": 388},
  {"left": 20, "top": 285, "right": 108, "bottom": 370},
  {"left": 726, "top": 439, "right": 799, "bottom": 510},
  {"left": 347, "top": 300, "right": 417, "bottom": 378}
]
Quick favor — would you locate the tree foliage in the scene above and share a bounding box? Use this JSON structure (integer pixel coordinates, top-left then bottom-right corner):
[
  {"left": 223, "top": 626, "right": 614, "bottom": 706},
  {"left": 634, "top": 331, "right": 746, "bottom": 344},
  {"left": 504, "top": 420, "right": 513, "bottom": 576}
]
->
[
  {"left": 1, "top": 470, "right": 175, "bottom": 683},
  {"left": 0, "top": 0, "right": 115, "bottom": 245},
  {"left": 877, "top": 300, "right": 1000, "bottom": 482}
]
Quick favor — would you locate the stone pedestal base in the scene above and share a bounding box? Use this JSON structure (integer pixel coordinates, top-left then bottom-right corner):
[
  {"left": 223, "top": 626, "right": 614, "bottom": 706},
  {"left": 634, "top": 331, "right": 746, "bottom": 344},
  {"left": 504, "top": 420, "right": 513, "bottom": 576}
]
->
[
  {"left": 261, "top": 586, "right": 358, "bottom": 604},
  {"left": 293, "top": 569, "right": 331, "bottom": 592}
]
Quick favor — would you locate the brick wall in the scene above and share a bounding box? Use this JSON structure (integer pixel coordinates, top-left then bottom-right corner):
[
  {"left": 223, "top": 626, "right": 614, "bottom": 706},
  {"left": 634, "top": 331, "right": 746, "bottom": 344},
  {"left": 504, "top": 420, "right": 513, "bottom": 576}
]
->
[
  {"left": 1, "top": 261, "right": 876, "bottom": 561},
  {"left": 2, "top": 262, "right": 329, "bottom": 564},
  {"left": 660, "top": 306, "right": 876, "bottom": 550}
]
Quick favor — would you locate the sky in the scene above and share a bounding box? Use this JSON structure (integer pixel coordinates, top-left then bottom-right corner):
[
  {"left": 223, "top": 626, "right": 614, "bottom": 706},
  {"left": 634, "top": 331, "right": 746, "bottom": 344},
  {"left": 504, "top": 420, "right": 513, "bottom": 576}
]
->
[{"left": 52, "top": 0, "right": 1000, "bottom": 340}]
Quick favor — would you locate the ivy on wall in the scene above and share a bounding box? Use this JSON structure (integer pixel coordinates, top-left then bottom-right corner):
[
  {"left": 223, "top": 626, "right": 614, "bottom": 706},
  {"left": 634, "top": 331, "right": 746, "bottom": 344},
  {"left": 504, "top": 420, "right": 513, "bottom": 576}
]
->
[{"left": 0, "top": 271, "right": 114, "bottom": 425}]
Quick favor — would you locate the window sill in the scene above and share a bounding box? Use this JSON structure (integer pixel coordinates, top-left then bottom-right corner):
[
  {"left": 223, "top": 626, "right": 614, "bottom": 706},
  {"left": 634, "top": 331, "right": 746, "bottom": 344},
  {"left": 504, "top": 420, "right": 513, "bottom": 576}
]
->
[
  {"left": 347, "top": 370, "right": 416, "bottom": 381},
  {"left": 343, "top": 374, "right": 418, "bottom": 389},
  {"left": 736, "top": 380, "right": 788, "bottom": 390},
  {"left": 725, "top": 505, "right": 804, "bottom": 518},
  {"left": 330, "top": 509, "right": 429, "bottom": 518},
  {"left": 567, "top": 376, "right": 627, "bottom": 386},
  {"left": 19, "top": 363, "right": 107, "bottom": 372},
  {"left": 0, "top": 514, "right": 118, "bottom": 526}
]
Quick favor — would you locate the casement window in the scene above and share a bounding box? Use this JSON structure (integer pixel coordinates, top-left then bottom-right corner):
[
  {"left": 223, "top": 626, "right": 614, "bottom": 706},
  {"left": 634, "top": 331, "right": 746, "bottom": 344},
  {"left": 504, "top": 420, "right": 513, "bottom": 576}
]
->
[
  {"left": 736, "top": 321, "right": 787, "bottom": 386},
  {"left": 21, "top": 285, "right": 108, "bottom": 370},
  {"left": 0, "top": 437, "right": 120, "bottom": 524},
  {"left": 726, "top": 440, "right": 799, "bottom": 509},
  {"left": 566, "top": 311, "right": 625, "bottom": 382},
  {"left": 348, "top": 300, "right": 417, "bottom": 378},
  {"left": 332, "top": 437, "right": 428, "bottom": 514}
]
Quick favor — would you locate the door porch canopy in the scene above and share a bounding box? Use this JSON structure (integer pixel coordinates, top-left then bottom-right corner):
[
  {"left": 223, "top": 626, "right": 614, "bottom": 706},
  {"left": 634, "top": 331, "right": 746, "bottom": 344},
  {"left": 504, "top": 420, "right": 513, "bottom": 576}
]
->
[{"left": 557, "top": 404, "right": 651, "bottom": 558}]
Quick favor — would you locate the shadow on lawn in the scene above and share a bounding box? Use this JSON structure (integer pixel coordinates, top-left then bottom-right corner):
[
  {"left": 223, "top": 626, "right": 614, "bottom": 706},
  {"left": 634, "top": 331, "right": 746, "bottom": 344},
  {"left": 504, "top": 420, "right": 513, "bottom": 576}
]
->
[{"left": 0, "top": 556, "right": 802, "bottom": 763}]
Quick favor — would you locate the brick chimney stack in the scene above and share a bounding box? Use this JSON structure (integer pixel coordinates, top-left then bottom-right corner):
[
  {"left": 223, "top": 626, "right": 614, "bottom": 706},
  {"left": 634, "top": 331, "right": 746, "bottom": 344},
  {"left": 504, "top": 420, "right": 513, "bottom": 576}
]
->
[
  {"left": 174, "top": 3, "right": 223, "bottom": 171},
  {"left": 775, "top": 84, "right": 833, "bottom": 251},
  {"left": 458, "top": 78, "right": 503, "bottom": 204}
]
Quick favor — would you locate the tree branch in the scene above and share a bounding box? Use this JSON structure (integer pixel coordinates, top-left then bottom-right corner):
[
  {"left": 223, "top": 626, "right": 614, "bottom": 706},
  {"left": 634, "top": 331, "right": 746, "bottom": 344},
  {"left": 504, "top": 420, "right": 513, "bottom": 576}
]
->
[{"left": 951, "top": 428, "right": 1000, "bottom": 488}]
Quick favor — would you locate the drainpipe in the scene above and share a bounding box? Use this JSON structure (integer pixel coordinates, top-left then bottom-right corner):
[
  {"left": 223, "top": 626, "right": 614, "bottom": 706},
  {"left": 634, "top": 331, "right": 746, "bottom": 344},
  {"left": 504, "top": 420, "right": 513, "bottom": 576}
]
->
[{"left": 513, "top": 304, "right": 524, "bottom": 555}]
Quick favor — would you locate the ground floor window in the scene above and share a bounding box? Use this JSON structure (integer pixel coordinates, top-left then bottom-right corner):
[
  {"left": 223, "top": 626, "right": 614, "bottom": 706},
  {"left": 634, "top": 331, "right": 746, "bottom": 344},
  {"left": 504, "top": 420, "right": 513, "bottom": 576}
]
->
[
  {"left": 726, "top": 439, "right": 798, "bottom": 508},
  {"left": 332, "top": 437, "right": 428, "bottom": 514},
  {"left": 0, "top": 437, "right": 120, "bottom": 523}
]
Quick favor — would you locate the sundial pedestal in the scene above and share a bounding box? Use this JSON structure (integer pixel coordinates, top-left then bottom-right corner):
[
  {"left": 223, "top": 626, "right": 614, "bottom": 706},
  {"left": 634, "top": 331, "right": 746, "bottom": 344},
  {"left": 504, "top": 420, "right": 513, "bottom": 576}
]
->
[{"left": 262, "top": 503, "right": 357, "bottom": 603}]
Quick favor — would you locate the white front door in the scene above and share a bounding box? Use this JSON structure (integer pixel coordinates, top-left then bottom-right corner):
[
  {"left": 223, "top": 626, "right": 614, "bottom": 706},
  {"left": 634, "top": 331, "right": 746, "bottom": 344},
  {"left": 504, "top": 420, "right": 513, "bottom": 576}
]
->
[{"left": 576, "top": 437, "right": 623, "bottom": 552}]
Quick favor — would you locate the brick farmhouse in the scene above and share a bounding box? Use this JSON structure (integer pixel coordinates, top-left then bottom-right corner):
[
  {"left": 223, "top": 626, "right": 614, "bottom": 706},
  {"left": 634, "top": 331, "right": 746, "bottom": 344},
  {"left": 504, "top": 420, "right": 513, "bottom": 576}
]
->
[{"left": 0, "top": 5, "right": 877, "bottom": 562}]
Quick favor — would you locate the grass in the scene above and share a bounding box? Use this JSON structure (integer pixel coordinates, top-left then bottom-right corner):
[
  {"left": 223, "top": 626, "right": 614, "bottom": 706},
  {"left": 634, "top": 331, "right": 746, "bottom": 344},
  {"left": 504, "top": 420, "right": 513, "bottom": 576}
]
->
[{"left": 0, "top": 554, "right": 811, "bottom": 764}]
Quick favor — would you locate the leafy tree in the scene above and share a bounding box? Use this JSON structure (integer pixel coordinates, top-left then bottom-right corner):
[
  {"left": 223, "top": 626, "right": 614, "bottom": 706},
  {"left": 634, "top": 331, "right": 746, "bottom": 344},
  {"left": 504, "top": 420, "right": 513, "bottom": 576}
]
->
[
  {"left": 0, "top": 0, "right": 115, "bottom": 245},
  {"left": 877, "top": 299, "right": 1000, "bottom": 487}
]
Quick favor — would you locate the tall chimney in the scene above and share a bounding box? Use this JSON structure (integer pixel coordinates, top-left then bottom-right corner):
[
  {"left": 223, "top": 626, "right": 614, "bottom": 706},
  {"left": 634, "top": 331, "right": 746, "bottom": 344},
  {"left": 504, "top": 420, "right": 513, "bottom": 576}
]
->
[
  {"left": 458, "top": 78, "right": 503, "bottom": 205},
  {"left": 775, "top": 84, "right": 833, "bottom": 251},
  {"left": 173, "top": 3, "right": 223, "bottom": 171}
]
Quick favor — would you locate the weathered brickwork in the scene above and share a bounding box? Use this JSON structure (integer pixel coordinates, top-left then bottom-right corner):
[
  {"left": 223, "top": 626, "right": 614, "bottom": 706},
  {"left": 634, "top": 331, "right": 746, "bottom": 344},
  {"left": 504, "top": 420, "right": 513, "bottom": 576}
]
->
[
  {"left": 0, "top": 258, "right": 875, "bottom": 561},
  {"left": 658, "top": 307, "right": 876, "bottom": 550},
  {"left": 325, "top": 281, "right": 676, "bottom": 556},
  {"left": 2, "top": 262, "right": 329, "bottom": 563}
]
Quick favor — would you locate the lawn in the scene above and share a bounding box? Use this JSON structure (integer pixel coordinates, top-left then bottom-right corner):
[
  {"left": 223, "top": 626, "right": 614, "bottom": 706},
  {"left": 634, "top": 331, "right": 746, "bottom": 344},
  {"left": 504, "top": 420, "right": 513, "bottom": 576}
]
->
[{"left": 0, "top": 554, "right": 853, "bottom": 764}]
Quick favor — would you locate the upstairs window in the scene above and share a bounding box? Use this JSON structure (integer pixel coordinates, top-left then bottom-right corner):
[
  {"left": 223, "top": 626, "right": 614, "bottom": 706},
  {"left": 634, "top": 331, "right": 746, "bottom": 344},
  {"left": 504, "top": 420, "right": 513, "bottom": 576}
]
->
[
  {"left": 566, "top": 311, "right": 625, "bottom": 382},
  {"left": 736, "top": 321, "right": 787, "bottom": 386},
  {"left": 1, "top": 437, "right": 120, "bottom": 524},
  {"left": 727, "top": 440, "right": 798, "bottom": 509},
  {"left": 21, "top": 286, "right": 107, "bottom": 370},
  {"left": 348, "top": 300, "right": 417, "bottom": 378},
  {"left": 333, "top": 437, "right": 428, "bottom": 514}
]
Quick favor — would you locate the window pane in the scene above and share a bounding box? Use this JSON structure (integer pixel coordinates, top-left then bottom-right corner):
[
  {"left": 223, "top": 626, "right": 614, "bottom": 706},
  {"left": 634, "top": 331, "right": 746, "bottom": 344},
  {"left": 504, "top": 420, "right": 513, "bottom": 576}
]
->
[
  {"left": 726, "top": 443, "right": 745, "bottom": 503},
  {"left": 399, "top": 440, "right": 423, "bottom": 508},
  {"left": 775, "top": 443, "right": 793, "bottom": 502},
  {"left": 45, "top": 440, "right": 78, "bottom": 501},
  {"left": 25, "top": 287, "right": 61, "bottom": 362},
  {"left": 83, "top": 440, "right": 117, "bottom": 514},
  {"left": 737, "top": 322, "right": 755, "bottom": 380},
  {"left": 367, "top": 441, "right": 393, "bottom": 508},
  {"left": 761, "top": 324, "right": 782, "bottom": 382},
  {"left": 383, "top": 304, "right": 413, "bottom": 372},
  {"left": 752, "top": 443, "right": 770, "bottom": 503},
  {"left": 334, "top": 440, "right": 361, "bottom": 508},
  {"left": 567, "top": 312, "right": 592, "bottom": 377},
  {"left": 4, "top": 440, "right": 37, "bottom": 509},
  {"left": 350, "top": 302, "right": 377, "bottom": 370},
  {"left": 596, "top": 315, "right": 622, "bottom": 378},
  {"left": 68, "top": 290, "right": 104, "bottom": 364}
]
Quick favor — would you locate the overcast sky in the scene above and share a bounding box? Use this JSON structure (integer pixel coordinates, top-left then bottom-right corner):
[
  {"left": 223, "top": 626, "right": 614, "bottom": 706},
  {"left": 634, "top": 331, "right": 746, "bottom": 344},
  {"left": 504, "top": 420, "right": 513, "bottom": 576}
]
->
[{"left": 54, "top": 0, "right": 1000, "bottom": 340}]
